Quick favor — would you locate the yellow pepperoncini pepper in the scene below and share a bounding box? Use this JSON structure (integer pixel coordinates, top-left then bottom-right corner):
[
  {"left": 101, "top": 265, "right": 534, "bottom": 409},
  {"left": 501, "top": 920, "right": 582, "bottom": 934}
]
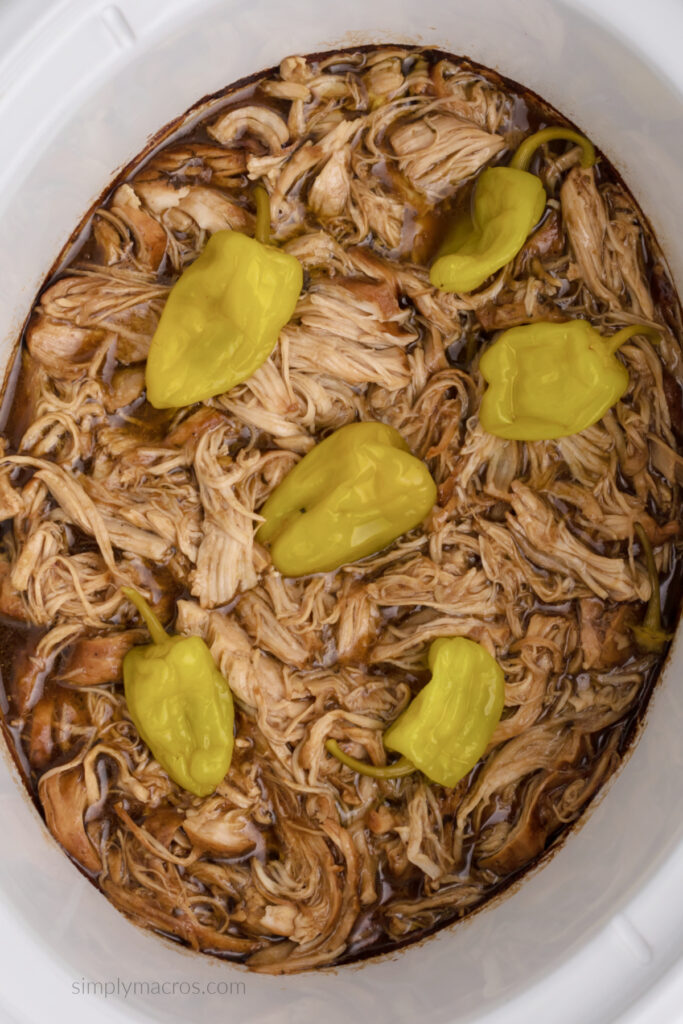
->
[
  {"left": 257, "top": 421, "right": 436, "bottom": 577},
  {"left": 631, "top": 523, "right": 673, "bottom": 653},
  {"left": 430, "top": 127, "right": 595, "bottom": 294},
  {"left": 479, "top": 321, "right": 660, "bottom": 441},
  {"left": 122, "top": 587, "right": 234, "bottom": 797},
  {"left": 145, "top": 186, "right": 302, "bottom": 409},
  {"left": 326, "top": 637, "right": 505, "bottom": 788}
]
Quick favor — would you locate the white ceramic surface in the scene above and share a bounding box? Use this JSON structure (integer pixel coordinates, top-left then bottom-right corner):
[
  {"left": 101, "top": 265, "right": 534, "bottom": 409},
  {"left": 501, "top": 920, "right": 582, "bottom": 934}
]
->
[{"left": 0, "top": 2, "right": 682, "bottom": 1022}]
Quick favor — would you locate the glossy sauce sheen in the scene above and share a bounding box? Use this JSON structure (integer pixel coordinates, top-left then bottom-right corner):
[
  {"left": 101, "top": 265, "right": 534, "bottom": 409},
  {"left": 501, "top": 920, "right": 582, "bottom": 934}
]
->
[{"left": 0, "top": 45, "right": 682, "bottom": 968}]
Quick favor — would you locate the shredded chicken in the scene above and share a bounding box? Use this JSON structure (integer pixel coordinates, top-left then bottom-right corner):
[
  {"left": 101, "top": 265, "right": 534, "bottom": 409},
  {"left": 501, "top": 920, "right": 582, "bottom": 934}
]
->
[
  {"left": 1, "top": 45, "right": 681, "bottom": 976},
  {"left": 390, "top": 112, "right": 505, "bottom": 201},
  {"left": 39, "top": 764, "right": 101, "bottom": 874}
]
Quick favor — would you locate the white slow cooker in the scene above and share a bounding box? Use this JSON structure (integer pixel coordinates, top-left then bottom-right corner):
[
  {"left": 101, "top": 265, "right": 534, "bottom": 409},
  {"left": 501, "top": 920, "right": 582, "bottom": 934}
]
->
[{"left": 0, "top": 1, "right": 682, "bottom": 1021}]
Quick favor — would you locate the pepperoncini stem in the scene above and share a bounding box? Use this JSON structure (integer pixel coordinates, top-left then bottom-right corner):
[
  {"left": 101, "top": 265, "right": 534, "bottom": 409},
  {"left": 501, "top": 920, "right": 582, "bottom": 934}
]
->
[
  {"left": 121, "top": 586, "right": 168, "bottom": 646},
  {"left": 605, "top": 323, "right": 660, "bottom": 356},
  {"left": 632, "top": 523, "right": 672, "bottom": 653},
  {"left": 510, "top": 127, "right": 596, "bottom": 172},
  {"left": 325, "top": 739, "right": 415, "bottom": 779},
  {"left": 635, "top": 524, "right": 662, "bottom": 629},
  {"left": 254, "top": 185, "right": 271, "bottom": 245}
]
